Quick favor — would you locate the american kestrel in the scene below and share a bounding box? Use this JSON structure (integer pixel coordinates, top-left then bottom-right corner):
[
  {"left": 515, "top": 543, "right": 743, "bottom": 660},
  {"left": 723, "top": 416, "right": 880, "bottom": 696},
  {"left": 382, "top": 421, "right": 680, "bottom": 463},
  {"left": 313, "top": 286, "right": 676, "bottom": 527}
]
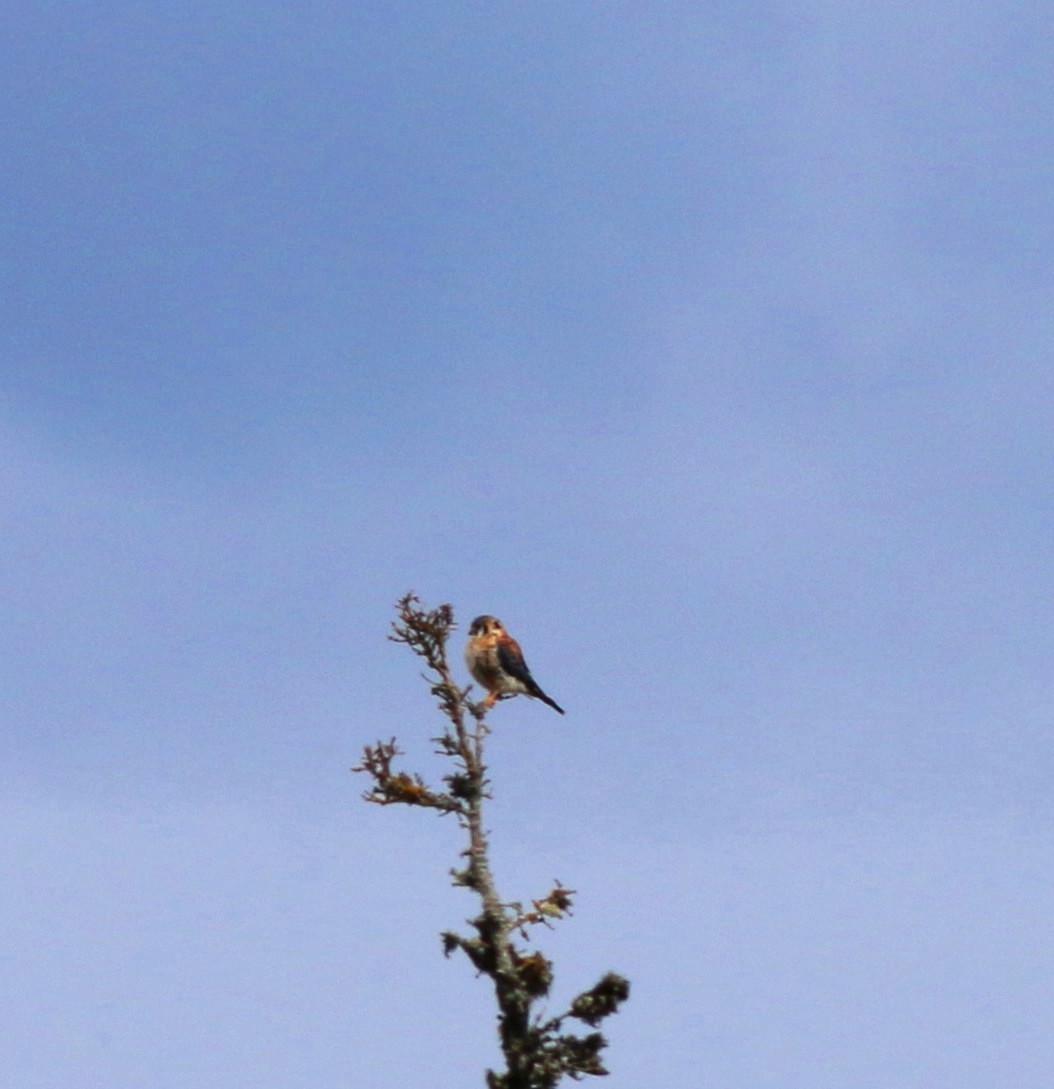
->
[{"left": 465, "top": 615, "right": 565, "bottom": 715}]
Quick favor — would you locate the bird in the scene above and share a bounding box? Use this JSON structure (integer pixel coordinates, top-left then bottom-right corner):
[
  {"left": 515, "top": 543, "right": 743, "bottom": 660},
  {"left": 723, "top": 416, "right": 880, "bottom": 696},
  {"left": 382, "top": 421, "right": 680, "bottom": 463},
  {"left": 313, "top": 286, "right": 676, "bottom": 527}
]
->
[{"left": 465, "top": 615, "right": 565, "bottom": 715}]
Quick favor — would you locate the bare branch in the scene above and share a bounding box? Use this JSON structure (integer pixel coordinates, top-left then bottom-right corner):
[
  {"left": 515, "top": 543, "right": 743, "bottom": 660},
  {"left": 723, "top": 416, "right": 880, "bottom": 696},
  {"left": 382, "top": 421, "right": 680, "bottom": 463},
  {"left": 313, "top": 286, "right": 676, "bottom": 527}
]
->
[{"left": 355, "top": 593, "right": 629, "bottom": 1087}]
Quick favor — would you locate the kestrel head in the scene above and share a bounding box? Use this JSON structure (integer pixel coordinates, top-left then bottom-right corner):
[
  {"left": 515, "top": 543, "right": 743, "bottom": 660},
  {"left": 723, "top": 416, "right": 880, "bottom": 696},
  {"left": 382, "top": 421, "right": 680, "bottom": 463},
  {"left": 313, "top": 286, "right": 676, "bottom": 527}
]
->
[{"left": 468, "top": 615, "right": 504, "bottom": 637}]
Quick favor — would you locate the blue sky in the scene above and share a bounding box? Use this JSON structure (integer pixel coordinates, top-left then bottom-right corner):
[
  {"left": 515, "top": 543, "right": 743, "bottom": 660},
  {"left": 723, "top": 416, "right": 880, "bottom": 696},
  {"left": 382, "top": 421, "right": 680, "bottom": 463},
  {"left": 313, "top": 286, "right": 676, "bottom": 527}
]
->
[{"left": 2, "top": 4, "right": 1052, "bottom": 1086}]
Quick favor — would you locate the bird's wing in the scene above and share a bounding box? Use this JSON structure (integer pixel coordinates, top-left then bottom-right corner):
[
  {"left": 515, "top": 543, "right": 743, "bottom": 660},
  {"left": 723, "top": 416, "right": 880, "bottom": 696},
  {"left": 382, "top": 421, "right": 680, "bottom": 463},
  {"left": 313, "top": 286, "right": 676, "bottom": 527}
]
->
[
  {"left": 497, "top": 637, "right": 564, "bottom": 714},
  {"left": 496, "top": 637, "right": 534, "bottom": 686}
]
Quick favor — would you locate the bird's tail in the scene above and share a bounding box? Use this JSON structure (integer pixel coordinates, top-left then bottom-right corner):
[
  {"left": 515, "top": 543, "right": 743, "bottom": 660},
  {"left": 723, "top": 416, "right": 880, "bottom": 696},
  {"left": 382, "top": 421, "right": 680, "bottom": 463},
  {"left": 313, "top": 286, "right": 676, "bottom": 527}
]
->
[{"left": 535, "top": 689, "right": 565, "bottom": 715}]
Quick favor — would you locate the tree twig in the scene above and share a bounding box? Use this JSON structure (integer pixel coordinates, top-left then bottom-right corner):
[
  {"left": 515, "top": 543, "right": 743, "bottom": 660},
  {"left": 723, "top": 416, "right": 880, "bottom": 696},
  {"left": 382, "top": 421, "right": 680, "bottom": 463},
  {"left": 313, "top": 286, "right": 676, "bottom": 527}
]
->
[{"left": 354, "top": 593, "right": 629, "bottom": 1087}]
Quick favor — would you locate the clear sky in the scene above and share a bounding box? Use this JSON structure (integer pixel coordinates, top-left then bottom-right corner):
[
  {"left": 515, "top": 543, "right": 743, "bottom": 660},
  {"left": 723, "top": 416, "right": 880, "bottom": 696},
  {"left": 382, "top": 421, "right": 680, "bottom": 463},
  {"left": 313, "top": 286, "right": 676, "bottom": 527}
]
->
[{"left": 3, "top": 4, "right": 1052, "bottom": 1087}]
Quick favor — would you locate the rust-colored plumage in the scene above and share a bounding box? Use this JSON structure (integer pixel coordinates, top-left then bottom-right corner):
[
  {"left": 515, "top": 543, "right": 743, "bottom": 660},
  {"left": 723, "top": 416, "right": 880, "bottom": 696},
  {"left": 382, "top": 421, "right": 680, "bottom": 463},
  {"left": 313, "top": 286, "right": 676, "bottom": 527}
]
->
[{"left": 465, "top": 615, "right": 564, "bottom": 715}]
